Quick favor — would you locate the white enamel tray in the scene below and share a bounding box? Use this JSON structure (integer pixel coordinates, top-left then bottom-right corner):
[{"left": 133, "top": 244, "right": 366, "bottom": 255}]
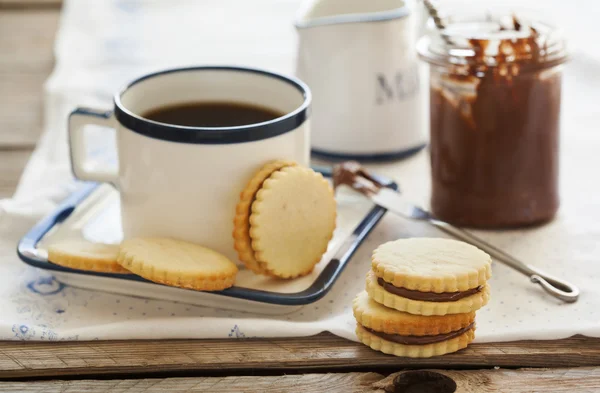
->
[{"left": 18, "top": 168, "right": 395, "bottom": 315}]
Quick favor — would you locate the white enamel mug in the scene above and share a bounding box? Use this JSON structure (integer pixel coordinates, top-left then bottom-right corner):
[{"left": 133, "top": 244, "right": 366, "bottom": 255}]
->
[
  {"left": 69, "top": 66, "right": 311, "bottom": 261},
  {"left": 296, "top": 0, "right": 427, "bottom": 160}
]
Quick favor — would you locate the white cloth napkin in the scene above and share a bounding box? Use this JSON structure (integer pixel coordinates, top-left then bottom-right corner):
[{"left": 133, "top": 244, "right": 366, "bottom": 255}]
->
[{"left": 1, "top": 0, "right": 600, "bottom": 342}]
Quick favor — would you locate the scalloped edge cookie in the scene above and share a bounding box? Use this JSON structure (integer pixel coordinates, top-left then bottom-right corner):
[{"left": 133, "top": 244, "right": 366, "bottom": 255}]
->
[
  {"left": 117, "top": 237, "right": 237, "bottom": 291},
  {"left": 372, "top": 237, "right": 492, "bottom": 293},
  {"left": 356, "top": 323, "right": 475, "bottom": 358},
  {"left": 366, "top": 270, "right": 490, "bottom": 316},
  {"left": 249, "top": 166, "right": 336, "bottom": 278},
  {"left": 48, "top": 240, "right": 129, "bottom": 274},
  {"left": 352, "top": 291, "right": 475, "bottom": 335},
  {"left": 233, "top": 160, "right": 298, "bottom": 274}
]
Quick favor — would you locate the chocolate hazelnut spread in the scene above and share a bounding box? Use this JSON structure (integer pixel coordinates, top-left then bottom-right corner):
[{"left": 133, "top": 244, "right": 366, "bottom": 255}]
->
[
  {"left": 377, "top": 277, "right": 482, "bottom": 302},
  {"left": 332, "top": 161, "right": 385, "bottom": 196},
  {"left": 363, "top": 323, "right": 474, "bottom": 345},
  {"left": 418, "top": 14, "right": 567, "bottom": 228}
]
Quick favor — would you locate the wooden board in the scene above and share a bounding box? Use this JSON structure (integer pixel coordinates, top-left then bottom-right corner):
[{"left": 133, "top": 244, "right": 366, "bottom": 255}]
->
[
  {"left": 0, "top": 150, "right": 31, "bottom": 198},
  {"left": 1, "top": 333, "right": 600, "bottom": 379},
  {"left": 0, "top": 73, "right": 50, "bottom": 149},
  {"left": 378, "top": 368, "right": 600, "bottom": 393},
  {"left": 0, "top": 0, "right": 61, "bottom": 9},
  {"left": 0, "top": 10, "right": 59, "bottom": 71},
  {"left": 1, "top": 368, "right": 599, "bottom": 392},
  {"left": 0, "top": 10, "right": 59, "bottom": 148}
]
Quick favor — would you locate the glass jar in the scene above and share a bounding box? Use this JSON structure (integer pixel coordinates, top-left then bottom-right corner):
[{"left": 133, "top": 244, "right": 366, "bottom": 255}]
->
[{"left": 417, "top": 12, "right": 568, "bottom": 228}]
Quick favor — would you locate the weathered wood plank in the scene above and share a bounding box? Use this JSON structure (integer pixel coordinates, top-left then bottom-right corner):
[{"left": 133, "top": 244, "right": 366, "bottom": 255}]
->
[
  {"left": 376, "top": 367, "right": 600, "bottom": 393},
  {"left": 0, "top": 0, "right": 61, "bottom": 9},
  {"left": 0, "top": 373, "right": 386, "bottom": 393},
  {"left": 0, "top": 73, "right": 49, "bottom": 148},
  {"left": 1, "top": 334, "right": 600, "bottom": 379},
  {"left": 0, "top": 10, "right": 60, "bottom": 148},
  {"left": 0, "top": 149, "right": 32, "bottom": 198},
  {"left": 0, "top": 11, "right": 59, "bottom": 71},
  {"left": 1, "top": 368, "right": 599, "bottom": 392}
]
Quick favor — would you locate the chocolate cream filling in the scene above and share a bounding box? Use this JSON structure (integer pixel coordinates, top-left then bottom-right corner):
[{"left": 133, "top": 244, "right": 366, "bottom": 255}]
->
[
  {"left": 363, "top": 323, "right": 474, "bottom": 345},
  {"left": 377, "top": 278, "right": 482, "bottom": 302}
]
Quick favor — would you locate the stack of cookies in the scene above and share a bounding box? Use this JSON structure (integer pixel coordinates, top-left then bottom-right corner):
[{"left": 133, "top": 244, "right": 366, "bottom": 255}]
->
[{"left": 353, "top": 237, "right": 491, "bottom": 358}]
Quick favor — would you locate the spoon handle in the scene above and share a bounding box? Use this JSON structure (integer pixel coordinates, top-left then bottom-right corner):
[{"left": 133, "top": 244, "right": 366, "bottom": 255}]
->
[{"left": 428, "top": 218, "right": 580, "bottom": 303}]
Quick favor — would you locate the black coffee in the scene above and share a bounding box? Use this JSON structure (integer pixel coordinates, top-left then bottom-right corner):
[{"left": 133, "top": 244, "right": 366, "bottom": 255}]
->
[{"left": 142, "top": 102, "right": 283, "bottom": 127}]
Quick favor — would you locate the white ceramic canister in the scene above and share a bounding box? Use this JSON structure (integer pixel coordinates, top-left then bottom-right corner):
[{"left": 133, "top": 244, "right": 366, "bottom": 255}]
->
[{"left": 296, "top": 0, "right": 427, "bottom": 160}]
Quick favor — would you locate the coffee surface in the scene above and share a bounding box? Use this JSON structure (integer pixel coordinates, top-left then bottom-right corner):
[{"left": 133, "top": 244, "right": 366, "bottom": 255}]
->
[{"left": 143, "top": 102, "right": 283, "bottom": 127}]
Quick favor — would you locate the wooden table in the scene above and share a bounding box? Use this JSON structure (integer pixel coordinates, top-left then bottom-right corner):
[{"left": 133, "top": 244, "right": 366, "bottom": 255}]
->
[{"left": 1, "top": 1, "right": 600, "bottom": 391}]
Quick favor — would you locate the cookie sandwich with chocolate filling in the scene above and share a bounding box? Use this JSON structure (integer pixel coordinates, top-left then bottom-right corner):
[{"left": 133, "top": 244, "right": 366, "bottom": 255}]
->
[
  {"left": 367, "top": 237, "right": 491, "bottom": 316},
  {"left": 353, "top": 291, "right": 476, "bottom": 357}
]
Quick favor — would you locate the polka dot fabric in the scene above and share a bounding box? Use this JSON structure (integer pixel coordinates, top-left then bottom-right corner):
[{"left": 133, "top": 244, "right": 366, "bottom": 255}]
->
[{"left": 4, "top": 140, "right": 600, "bottom": 343}]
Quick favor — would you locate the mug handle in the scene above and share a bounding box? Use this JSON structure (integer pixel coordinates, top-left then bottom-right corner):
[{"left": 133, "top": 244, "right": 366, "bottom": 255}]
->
[{"left": 68, "top": 107, "right": 119, "bottom": 183}]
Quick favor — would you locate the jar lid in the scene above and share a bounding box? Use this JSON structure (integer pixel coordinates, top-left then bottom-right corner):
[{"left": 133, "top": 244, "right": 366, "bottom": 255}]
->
[{"left": 417, "top": 10, "right": 568, "bottom": 70}]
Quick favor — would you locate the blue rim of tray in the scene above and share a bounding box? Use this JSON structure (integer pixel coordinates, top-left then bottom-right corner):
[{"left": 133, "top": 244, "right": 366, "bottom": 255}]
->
[{"left": 17, "top": 166, "right": 397, "bottom": 306}]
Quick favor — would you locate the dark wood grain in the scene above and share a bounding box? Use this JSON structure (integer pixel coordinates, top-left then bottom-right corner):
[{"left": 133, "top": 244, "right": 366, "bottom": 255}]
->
[
  {"left": 1, "top": 368, "right": 599, "bottom": 392},
  {"left": 1, "top": 333, "right": 600, "bottom": 379},
  {"left": 376, "top": 367, "right": 600, "bottom": 393},
  {"left": 0, "top": 373, "right": 386, "bottom": 392}
]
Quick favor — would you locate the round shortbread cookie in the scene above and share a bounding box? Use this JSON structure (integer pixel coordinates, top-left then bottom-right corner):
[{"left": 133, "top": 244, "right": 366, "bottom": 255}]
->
[
  {"left": 117, "top": 238, "right": 238, "bottom": 291},
  {"left": 249, "top": 166, "right": 337, "bottom": 278},
  {"left": 233, "top": 160, "right": 298, "bottom": 274},
  {"left": 352, "top": 291, "right": 475, "bottom": 335},
  {"left": 48, "top": 240, "right": 129, "bottom": 273},
  {"left": 366, "top": 270, "right": 490, "bottom": 315},
  {"left": 356, "top": 323, "right": 475, "bottom": 358},
  {"left": 372, "top": 237, "right": 492, "bottom": 293}
]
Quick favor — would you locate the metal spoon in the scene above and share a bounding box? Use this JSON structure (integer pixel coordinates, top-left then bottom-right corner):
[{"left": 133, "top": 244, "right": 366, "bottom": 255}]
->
[{"left": 333, "top": 162, "right": 580, "bottom": 303}]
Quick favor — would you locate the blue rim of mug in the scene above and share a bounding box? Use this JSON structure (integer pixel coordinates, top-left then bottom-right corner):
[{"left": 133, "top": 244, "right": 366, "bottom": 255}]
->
[
  {"left": 294, "top": 5, "right": 410, "bottom": 29},
  {"left": 113, "top": 66, "right": 311, "bottom": 144}
]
